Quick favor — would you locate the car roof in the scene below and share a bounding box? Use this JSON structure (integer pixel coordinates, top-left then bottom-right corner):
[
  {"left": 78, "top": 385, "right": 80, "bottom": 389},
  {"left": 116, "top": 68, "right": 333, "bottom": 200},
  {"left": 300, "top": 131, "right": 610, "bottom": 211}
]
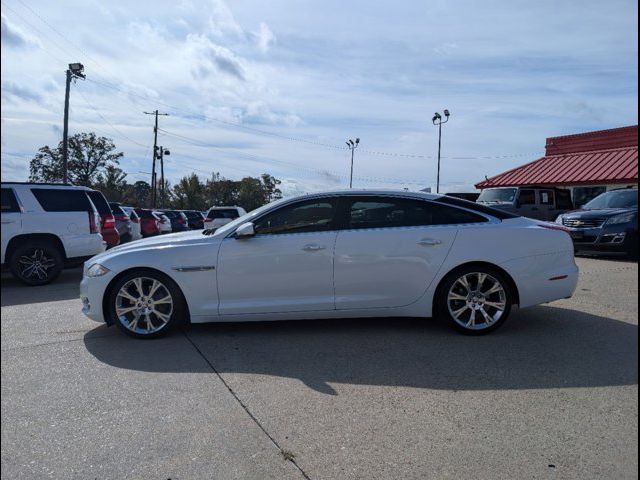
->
[{"left": 1, "top": 182, "right": 92, "bottom": 190}]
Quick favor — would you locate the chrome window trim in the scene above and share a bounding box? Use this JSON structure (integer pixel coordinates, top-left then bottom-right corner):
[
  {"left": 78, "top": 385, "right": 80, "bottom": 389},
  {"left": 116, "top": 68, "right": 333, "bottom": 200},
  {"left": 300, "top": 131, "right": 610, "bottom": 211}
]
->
[{"left": 225, "top": 192, "right": 499, "bottom": 238}]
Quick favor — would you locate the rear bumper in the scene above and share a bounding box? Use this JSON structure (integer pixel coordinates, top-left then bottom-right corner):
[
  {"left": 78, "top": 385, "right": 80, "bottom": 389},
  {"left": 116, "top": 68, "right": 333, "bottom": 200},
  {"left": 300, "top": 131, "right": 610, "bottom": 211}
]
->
[
  {"left": 102, "top": 229, "right": 120, "bottom": 247},
  {"left": 501, "top": 251, "right": 579, "bottom": 308}
]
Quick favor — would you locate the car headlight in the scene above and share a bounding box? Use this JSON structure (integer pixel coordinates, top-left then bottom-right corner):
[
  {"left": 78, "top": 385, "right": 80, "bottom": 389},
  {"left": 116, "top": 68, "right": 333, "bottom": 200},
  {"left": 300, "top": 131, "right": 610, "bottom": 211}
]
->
[
  {"left": 555, "top": 215, "right": 564, "bottom": 224},
  {"left": 86, "top": 263, "right": 111, "bottom": 277},
  {"left": 606, "top": 212, "right": 636, "bottom": 225}
]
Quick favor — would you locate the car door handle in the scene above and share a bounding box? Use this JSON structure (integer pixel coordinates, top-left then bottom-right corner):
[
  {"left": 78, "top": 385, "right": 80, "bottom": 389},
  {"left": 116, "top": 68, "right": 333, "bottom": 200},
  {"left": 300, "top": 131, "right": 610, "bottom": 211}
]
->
[
  {"left": 417, "top": 238, "right": 442, "bottom": 246},
  {"left": 302, "top": 244, "right": 325, "bottom": 252},
  {"left": 1, "top": 220, "right": 16, "bottom": 224}
]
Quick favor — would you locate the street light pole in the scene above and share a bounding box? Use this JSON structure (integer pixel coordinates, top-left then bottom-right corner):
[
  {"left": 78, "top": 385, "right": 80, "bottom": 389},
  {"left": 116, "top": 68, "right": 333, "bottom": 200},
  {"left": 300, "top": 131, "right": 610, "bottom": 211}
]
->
[
  {"left": 346, "top": 138, "right": 360, "bottom": 188},
  {"left": 432, "top": 109, "right": 450, "bottom": 194},
  {"left": 62, "top": 63, "right": 85, "bottom": 184}
]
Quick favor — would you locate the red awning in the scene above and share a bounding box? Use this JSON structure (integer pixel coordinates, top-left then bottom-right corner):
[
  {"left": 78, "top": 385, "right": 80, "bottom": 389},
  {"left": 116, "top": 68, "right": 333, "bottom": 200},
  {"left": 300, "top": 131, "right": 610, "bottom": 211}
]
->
[{"left": 476, "top": 126, "right": 638, "bottom": 189}]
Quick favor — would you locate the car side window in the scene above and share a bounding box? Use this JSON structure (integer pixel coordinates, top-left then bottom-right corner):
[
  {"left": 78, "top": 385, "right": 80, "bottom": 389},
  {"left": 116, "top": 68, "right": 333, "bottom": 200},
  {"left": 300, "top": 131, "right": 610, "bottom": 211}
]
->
[
  {"left": 519, "top": 189, "right": 536, "bottom": 205},
  {"left": 254, "top": 200, "right": 337, "bottom": 235},
  {"left": 31, "top": 188, "right": 93, "bottom": 212},
  {"left": 556, "top": 189, "right": 573, "bottom": 209},
  {"left": 346, "top": 197, "right": 487, "bottom": 229},
  {"left": 1, "top": 188, "right": 20, "bottom": 213},
  {"left": 540, "top": 190, "right": 555, "bottom": 205}
]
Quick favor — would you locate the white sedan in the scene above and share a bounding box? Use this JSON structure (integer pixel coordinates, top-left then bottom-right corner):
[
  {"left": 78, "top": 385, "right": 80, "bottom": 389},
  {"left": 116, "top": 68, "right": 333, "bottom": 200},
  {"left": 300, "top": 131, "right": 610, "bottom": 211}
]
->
[{"left": 80, "top": 190, "right": 578, "bottom": 338}]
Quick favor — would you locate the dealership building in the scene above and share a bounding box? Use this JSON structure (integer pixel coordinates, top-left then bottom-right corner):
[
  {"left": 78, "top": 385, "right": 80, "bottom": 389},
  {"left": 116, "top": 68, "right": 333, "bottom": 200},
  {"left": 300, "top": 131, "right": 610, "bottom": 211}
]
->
[{"left": 476, "top": 125, "right": 638, "bottom": 207}]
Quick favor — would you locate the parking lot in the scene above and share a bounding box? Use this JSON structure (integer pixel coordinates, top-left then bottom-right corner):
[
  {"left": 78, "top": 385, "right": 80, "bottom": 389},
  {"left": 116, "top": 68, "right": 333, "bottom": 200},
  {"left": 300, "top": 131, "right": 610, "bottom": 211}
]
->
[{"left": 1, "top": 256, "right": 637, "bottom": 479}]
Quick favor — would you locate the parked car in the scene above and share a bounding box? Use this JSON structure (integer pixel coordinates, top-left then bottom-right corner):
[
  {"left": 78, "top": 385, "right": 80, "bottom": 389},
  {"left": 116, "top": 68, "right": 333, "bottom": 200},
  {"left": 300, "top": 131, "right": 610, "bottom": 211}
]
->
[
  {"left": 121, "top": 206, "right": 142, "bottom": 241},
  {"left": 157, "top": 210, "right": 189, "bottom": 232},
  {"left": 556, "top": 188, "right": 638, "bottom": 259},
  {"left": 476, "top": 186, "right": 573, "bottom": 221},
  {"left": 80, "top": 190, "right": 578, "bottom": 339},
  {"left": 2, "top": 182, "right": 105, "bottom": 285},
  {"left": 86, "top": 190, "right": 119, "bottom": 248},
  {"left": 109, "top": 202, "right": 134, "bottom": 243},
  {"left": 152, "top": 211, "right": 173, "bottom": 234},
  {"left": 135, "top": 208, "right": 161, "bottom": 238},
  {"left": 181, "top": 210, "right": 205, "bottom": 230},
  {"left": 204, "top": 206, "right": 247, "bottom": 230}
]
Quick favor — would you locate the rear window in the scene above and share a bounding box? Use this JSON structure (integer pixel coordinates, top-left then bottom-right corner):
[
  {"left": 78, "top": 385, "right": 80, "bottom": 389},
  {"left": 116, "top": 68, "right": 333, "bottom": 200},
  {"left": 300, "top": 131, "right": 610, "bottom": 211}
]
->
[
  {"left": 207, "top": 208, "right": 239, "bottom": 220},
  {"left": 1, "top": 188, "right": 20, "bottom": 213},
  {"left": 86, "top": 191, "right": 112, "bottom": 215},
  {"left": 31, "top": 188, "right": 93, "bottom": 212},
  {"left": 136, "top": 209, "right": 155, "bottom": 219},
  {"left": 109, "top": 203, "right": 126, "bottom": 215},
  {"left": 434, "top": 196, "right": 519, "bottom": 220}
]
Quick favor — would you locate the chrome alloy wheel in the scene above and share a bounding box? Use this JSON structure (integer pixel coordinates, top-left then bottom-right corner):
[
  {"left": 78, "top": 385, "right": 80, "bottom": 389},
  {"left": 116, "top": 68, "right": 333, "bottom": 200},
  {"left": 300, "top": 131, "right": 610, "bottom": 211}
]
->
[
  {"left": 18, "top": 248, "right": 56, "bottom": 281},
  {"left": 115, "top": 277, "right": 174, "bottom": 334},
  {"left": 447, "top": 272, "right": 507, "bottom": 330}
]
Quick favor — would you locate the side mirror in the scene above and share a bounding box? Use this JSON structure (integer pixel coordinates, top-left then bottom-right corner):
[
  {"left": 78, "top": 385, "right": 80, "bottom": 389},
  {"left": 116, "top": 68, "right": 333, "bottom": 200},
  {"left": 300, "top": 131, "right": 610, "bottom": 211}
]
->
[{"left": 234, "top": 222, "right": 255, "bottom": 238}]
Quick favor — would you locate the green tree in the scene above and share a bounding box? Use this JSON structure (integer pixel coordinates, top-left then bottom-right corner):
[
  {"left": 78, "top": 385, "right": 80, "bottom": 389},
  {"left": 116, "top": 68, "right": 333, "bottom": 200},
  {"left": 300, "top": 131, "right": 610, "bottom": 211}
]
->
[
  {"left": 95, "top": 165, "right": 128, "bottom": 202},
  {"left": 171, "top": 173, "right": 205, "bottom": 210},
  {"left": 29, "top": 132, "right": 123, "bottom": 186}
]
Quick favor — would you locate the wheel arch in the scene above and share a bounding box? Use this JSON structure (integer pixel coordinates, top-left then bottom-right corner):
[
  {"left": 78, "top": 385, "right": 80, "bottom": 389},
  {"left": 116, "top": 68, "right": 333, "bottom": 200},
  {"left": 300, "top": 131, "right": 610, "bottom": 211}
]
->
[
  {"left": 5, "top": 233, "right": 66, "bottom": 263},
  {"left": 433, "top": 261, "right": 520, "bottom": 310},
  {"left": 102, "top": 266, "right": 191, "bottom": 326}
]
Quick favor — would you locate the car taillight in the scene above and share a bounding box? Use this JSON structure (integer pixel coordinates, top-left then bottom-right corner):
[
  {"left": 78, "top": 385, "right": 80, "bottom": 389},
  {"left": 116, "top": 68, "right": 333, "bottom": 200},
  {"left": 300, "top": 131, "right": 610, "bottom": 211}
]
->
[
  {"left": 89, "top": 212, "right": 99, "bottom": 234},
  {"left": 102, "top": 214, "right": 115, "bottom": 229},
  {"left": 115, "top": 214, "right": 128, "bottom": 222},
  {"left": 178, "top": 217, "right": 185, "bottom": 224},
  {"left": 131, "top": 216, "right": 140, "bottom": 224}
]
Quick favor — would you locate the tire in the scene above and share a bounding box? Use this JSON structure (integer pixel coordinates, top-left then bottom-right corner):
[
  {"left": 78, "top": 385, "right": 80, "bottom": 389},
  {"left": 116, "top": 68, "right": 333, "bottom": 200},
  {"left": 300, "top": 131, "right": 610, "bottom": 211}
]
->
[
  {"left": 9, "top": 241, "right": 64, "bottom": 286},
  {"left": 106, "top": 269, "right": 186, "bottom": 339},
  {"left": 436, "top": 266, "right": 514, "bottom": 335}
]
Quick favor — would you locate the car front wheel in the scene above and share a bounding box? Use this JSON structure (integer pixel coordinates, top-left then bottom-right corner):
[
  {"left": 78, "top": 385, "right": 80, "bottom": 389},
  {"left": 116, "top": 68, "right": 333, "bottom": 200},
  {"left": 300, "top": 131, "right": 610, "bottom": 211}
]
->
[
  {"left": 437, "top": 267, "right": 513, "bottom": 335},
  {"left": 107, "top": 270, "right": 186, "bottom": 339}
]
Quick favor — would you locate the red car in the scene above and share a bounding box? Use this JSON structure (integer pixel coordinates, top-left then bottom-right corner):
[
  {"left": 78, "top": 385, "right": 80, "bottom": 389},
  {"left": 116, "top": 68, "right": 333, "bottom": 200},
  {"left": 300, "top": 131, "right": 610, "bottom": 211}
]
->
[
  {"left": 135, "top": 208, "right": 160, "bottom": 237},
  {"left": 87, "top": 190, "right": 120, "bottom": 247}
]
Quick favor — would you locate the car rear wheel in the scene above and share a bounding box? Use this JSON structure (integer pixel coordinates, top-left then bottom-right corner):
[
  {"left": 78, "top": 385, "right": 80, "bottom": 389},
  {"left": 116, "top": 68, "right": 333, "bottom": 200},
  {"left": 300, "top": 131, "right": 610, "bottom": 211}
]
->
[
  {"left": 107, "top": 270, "right": 186, "bottom": 339},
  {"left": 437, "top": 266, "right": 513, "bottom": 335},
  {"left": 9, "top": 242, "right": 64, "bottom": 286}
]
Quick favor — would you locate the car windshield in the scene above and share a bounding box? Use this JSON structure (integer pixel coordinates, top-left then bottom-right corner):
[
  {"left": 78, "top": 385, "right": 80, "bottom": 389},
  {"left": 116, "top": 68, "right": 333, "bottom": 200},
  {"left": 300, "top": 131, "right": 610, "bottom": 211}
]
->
[
  {"left": 209, "top": 198, "right": 290, "bottom": 236},
  {"left": 583, "top": 190, "right": 638, "bottom": 209},
  {"left": 477, "top": 188, "right": 517, "bottom": 204}
]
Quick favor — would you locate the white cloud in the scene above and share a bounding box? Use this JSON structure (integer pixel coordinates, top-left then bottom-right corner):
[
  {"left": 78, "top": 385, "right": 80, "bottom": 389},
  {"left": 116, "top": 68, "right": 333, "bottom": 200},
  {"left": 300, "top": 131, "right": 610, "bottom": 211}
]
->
[
  {"left": 255, "top": 22, "right": 276, "bottom": 53},
  {"left": 1, "top": 13, "right": 39, "bottom": 48}
]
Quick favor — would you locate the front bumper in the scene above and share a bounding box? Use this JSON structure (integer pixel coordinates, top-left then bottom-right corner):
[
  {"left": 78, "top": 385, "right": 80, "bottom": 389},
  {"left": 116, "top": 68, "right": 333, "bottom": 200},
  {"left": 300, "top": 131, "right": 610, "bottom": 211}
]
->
[
  {"left": 566, "top": 224, "right": 633, "bottom": 253},
  {"left": 80, "top": 268, "right": 116, "bottom": 324}
]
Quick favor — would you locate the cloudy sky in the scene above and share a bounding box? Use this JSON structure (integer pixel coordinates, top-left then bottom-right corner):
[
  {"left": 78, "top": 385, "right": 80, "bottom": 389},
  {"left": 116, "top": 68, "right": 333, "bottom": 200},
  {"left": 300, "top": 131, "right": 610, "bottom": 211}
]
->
[{"left": 1, "top": 0, "right": 637, "bottom": 195}]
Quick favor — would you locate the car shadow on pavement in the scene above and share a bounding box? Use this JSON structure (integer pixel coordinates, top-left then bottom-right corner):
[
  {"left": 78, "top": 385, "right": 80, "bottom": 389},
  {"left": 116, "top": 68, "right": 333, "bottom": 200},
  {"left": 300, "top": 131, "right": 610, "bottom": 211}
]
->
[
  {"left": 84, "top": 305, "right": 638, "bottom": 395},
  {"left": 0, "top": 268, "right": 83, "bottom": 307}
]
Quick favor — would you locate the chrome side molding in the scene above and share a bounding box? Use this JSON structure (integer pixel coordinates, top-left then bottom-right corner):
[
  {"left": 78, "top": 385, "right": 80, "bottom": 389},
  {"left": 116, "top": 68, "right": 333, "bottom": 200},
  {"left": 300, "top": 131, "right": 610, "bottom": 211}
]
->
[{"left": 171, "top": 265, "right": 216, "bottom": 272}]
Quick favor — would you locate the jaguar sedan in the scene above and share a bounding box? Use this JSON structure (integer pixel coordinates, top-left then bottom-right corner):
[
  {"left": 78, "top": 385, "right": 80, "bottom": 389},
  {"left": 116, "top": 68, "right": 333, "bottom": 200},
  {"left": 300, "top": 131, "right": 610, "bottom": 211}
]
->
[{"left": 80, "top": 190, "right": 579, "bottom": 338}]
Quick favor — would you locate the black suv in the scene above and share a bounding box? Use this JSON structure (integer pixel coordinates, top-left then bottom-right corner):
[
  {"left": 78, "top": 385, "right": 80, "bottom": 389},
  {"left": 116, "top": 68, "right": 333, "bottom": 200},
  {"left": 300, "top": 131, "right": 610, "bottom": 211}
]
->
[{"left": 556, "top": 189, "right": 638, "bottom": 259}]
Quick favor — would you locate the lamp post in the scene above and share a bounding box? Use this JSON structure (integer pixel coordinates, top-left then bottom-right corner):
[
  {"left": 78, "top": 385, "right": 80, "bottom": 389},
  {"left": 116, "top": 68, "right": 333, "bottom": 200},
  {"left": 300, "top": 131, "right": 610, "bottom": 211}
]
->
[
  {"left": 346, "top": 138, "right": 360, "bottom": 189},
  {"left": 62, "top": 63, "right": 86, "bottom": 184},
  {"left": 157, "top": 146, "right": 171, "bottom": 207},
  {"left": 432, "top": 109, "right": 450, "bottom": 194}
]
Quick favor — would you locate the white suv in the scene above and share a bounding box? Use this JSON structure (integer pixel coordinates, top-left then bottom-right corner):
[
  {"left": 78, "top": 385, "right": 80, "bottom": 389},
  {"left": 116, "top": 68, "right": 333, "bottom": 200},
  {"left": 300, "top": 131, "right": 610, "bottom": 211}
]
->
[
  {"left": 204, "top": 206, "right": 247, "bottom": 230},
  {"left": 1, "top": 183, "right": 106, "bottom": 286}
]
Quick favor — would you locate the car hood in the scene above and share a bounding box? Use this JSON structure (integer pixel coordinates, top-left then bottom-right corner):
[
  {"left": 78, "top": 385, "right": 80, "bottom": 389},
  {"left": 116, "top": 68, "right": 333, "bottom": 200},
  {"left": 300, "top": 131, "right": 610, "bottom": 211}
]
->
[
  {"left": 91, "top": 230, "right": 218, "bottom": 264},
  {"left": 562, "top": 207, "right": 637, "bottom": 218}
]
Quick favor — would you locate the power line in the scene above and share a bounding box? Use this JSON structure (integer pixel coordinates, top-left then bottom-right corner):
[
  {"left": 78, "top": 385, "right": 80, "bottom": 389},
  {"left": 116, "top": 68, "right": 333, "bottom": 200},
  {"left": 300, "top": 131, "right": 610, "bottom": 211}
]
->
[{"left": 76, "top": 89, "right": 149, "bottom": 148}]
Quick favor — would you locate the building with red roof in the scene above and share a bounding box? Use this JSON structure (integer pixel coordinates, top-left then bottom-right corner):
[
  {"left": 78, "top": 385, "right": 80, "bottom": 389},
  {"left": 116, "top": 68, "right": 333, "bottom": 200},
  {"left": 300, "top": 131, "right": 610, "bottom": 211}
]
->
[{"left": 476, "top": 125, "right": 638, "bottom": 206}]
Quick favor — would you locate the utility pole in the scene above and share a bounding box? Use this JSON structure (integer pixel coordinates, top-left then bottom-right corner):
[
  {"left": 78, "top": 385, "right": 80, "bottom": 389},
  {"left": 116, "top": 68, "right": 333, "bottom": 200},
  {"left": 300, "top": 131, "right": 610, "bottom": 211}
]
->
[
  {"left": 432, "top": 109, "right": 450, "bottom": 194},
  {"left": 144, "top": 110, "right": 169, "bottom": 207},
  {"left": 346, "top": 138, "right": 360, "bottom": 188},
  {"left": 62, "top": 63, "right": 85, "bottom": 184}
]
